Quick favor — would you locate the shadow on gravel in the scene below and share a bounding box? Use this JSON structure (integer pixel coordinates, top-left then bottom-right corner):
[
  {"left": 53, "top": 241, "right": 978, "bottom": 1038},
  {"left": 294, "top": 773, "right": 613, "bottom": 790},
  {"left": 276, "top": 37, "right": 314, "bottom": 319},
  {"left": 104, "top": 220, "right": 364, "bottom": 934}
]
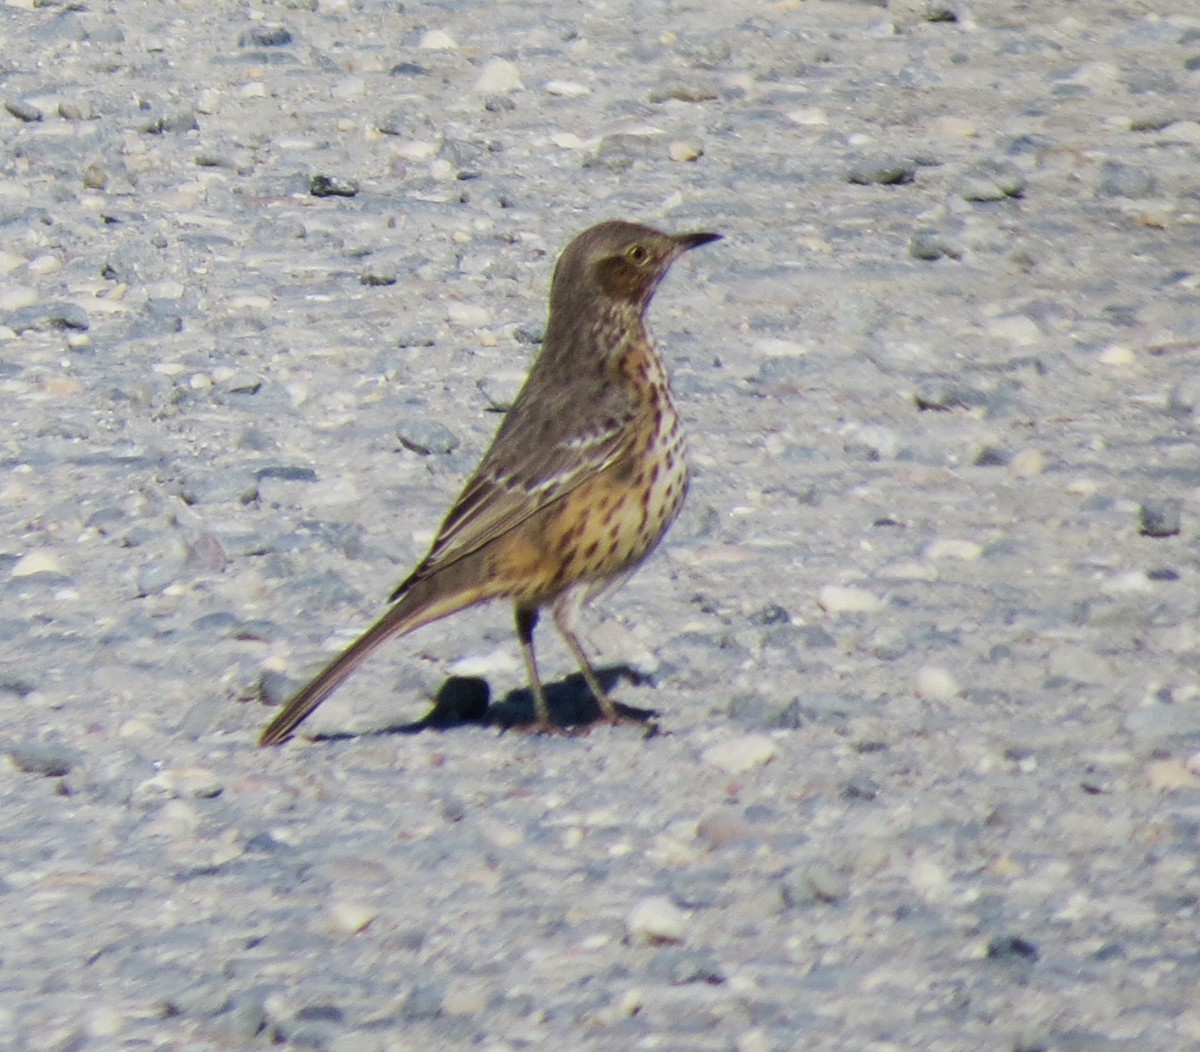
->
[{"left": 309, "top": 667, "right": 658, "bottom": 742}]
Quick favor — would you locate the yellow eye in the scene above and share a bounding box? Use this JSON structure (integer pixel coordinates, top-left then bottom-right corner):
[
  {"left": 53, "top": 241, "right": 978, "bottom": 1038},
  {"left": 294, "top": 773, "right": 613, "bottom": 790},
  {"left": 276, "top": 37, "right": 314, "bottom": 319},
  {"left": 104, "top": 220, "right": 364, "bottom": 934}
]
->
[{"left": 625, "top": 243, "right": 649, "bottom": 264}]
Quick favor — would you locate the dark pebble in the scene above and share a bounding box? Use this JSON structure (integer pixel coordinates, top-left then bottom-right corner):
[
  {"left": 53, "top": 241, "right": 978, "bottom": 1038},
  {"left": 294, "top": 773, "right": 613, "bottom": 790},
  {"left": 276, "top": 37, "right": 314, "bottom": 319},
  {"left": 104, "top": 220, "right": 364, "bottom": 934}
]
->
[
  {"left": 1097, "top": 161, "right": 1157, "bottom": 198},
  {"left": 1139, "top": 499, "right": 1181, "bottom": 537},
  {"left": 7, "top": 740, "right": 82, "bottom": 777},
  {"left": 848, "top": 159, "right": 916, "bottom": 186},
  {"left": 397, "top": 419, "right": 461, "bottom": 456},
  {"left": 310, "top": 174, "right": 359, "bottom": 198},
  {"left": 986, "top": 935, "right": 1039, "bottom": 961},
  {"left": 239, "top": 25, "right": 293, "bottom": 48},
  {"left": 909, "top": 230, "right": 964, "bottom": 261},
  {"left": 913, "top": 377, "right": 990, "bottom": 411},
  {"left": 5, "top": 99, "right": 43, "bottom": 122},
  {"left": 7, "top": 302, "right": 90, "bottom": 333}
]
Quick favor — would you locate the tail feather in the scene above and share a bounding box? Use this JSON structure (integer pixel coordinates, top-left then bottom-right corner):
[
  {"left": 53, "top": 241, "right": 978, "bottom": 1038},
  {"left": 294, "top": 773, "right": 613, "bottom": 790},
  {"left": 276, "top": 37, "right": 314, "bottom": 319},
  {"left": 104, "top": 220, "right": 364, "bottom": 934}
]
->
[{"left": 259, "top": 571, "right": 493, "bottom": 746}]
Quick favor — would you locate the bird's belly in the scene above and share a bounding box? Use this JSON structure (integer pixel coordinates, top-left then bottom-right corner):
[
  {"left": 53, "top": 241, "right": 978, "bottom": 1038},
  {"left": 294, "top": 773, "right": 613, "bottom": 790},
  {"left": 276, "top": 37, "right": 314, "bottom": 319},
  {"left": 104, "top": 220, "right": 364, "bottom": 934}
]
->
[{"left": 541, "top": 407, "right": 689, "bottom": 596}]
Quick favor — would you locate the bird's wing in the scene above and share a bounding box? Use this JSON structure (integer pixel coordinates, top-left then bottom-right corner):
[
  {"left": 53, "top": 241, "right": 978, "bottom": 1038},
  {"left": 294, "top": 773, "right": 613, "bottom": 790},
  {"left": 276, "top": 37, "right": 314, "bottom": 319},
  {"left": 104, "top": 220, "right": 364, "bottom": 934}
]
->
[{"left": 391, "top": 370, "right": 638, "bottom": 598}]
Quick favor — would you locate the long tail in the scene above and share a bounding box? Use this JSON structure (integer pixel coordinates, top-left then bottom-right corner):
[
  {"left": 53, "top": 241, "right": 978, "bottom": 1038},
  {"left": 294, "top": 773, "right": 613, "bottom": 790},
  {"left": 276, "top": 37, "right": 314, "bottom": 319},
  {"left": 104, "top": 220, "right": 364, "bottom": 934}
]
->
[{"left": 259, "top": 570, "right": 491, "bottom": 746}]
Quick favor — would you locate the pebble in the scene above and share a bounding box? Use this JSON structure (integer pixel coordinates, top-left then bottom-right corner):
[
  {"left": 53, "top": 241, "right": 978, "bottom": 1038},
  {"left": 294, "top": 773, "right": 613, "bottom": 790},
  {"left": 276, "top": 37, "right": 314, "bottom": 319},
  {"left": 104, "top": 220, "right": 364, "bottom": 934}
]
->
[
  {"left": 626, "top": 896, "right": 689, "bottom": 945},
  {"left": 817, "top": 585, "right": 886, "bottom": 614},
  {"left": 847, "top": 158, "right": 917, "bottom": 186},
  {"left": 11, "top": 550, "right": 64, "bottom": 577},
  {"left": 701, "top": 734, "right": 777, "bottom": 774},
  {"left": 137, "top": 767, "right": 224, "bottom": 799},
  {"left": 923, "top": 539, "right": 983, "bottom": 561},
  {"left": 1139, "top": 499, "right": 1181, "bottom": 538},
  {"left": 7, "top": 740, "right": 81, "bottom": 777},
  {"left": 668, "top": 140, "right": 703, "bottom": 162},
  {"left": 327, "top": 901, "right": 376, "bottom": 936},
  {"left": 915, "top": 665, "right": 961, "bottom": 700},
  {"left": 545, "top": 80, "right": 589, "bottom": 97},
  {"left": 474, "top": 59, "right": 523, "bottom": 95},
  {"left": 418, "top": 29, "right": 457, "bottom": 50},
  {"left": 1009, "top": 448, "right": 1045, "bottom": 477},
  {"left": 956, "top": 158, "right": 1026, "bottom": 201}
]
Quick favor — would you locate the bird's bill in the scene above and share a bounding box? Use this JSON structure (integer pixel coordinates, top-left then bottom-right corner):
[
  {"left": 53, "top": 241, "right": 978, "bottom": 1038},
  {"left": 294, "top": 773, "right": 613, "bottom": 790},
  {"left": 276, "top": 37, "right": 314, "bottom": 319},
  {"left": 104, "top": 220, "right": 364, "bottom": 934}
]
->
[{"left": 674, "top": 231, "right": 723, "bottom": 251}]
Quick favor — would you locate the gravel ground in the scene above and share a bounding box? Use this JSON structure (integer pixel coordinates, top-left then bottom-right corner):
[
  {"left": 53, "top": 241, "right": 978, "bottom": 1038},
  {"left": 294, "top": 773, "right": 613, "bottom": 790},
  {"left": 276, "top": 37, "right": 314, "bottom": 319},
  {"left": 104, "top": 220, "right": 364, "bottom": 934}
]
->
[{"left": 3, "top": 0, "right": 1200, "bottom": 1049}]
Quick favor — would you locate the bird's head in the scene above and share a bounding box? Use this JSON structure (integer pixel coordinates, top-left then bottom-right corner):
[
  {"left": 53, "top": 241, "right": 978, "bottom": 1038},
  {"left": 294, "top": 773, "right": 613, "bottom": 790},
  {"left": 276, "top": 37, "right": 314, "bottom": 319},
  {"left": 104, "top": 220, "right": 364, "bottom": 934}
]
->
[{"left": 550, "top": 220, "right": 721, "bottom": 317}]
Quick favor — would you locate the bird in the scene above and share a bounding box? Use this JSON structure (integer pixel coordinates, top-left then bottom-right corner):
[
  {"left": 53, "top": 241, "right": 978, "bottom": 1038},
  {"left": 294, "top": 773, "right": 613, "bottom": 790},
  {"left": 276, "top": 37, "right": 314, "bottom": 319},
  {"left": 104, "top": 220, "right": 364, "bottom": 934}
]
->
[{"left": 259, "top": 219, "right": 721, "bottom": 746}]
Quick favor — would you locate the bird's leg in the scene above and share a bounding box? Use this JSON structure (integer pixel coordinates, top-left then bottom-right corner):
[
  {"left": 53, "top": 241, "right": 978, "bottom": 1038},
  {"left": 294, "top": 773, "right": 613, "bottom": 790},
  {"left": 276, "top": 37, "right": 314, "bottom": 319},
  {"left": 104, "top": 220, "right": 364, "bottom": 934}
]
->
[
  {"left": 551, "top": 593, "right": 620, "bottom": 722},
  {"left": 515, "top": 604, "right": 554, "bottom": 730}
]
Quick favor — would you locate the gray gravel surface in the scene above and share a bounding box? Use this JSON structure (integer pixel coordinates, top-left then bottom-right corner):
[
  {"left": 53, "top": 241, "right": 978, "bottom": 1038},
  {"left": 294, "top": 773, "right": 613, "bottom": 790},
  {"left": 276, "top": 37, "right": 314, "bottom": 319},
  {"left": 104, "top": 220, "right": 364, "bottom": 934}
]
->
[{"left": 3, "top": 1, "right": 1200, "bottom": 1049}]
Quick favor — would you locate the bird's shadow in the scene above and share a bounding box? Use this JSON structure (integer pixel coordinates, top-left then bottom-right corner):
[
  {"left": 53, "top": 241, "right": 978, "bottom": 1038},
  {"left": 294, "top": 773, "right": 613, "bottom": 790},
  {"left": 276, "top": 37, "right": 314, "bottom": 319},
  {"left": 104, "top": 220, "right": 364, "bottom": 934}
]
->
[{"left": 310, "top": 665, "right": 658, "bottom": 743}]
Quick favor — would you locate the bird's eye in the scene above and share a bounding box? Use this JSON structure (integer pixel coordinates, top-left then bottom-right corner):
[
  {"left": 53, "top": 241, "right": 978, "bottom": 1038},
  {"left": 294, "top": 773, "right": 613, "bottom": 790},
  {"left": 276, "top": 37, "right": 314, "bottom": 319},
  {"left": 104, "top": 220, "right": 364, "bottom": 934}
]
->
[{"left": 625, "top": 244, "right": 649, "bottom": 265}]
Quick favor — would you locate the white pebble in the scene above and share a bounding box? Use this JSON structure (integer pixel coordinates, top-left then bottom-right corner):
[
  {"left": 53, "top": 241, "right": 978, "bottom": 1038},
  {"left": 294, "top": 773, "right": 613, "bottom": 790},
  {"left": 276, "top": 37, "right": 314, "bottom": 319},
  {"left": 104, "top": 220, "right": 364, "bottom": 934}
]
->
[
  {"left": 626, "top": 896, "right": 688, "bottom": 944},
  {"left": 915, "top": 665, "right": 961, "bottom": 700},
  {"left": 923, "top": 539, "right": 983, "bottom": 561},
  {"left": 446, "top": 301, "right": 490, "bottom": 327},
  {"left": 139, "top": 767, "right": 224, "bottom": 799},
  {"left": 701, "top": 733, "right": 777, "bottom": 774},
  {"left": 419, "top": 29, "right": 457, "bottom": 50},
  {"left": 817, "top": 584, "right": 885, "bottom": 614},
  {"left": 1010, "top": 448, "right": 1045, "bottom": 477},
  {"left": 985, "top": 314, "right": 1041, "bottom": 347},
  {"left": 474, "top": 58, "right": 523, "bottom": 94},
  {"left": 0, "top": 286, "right": 37, "bottom": 311},
  {"left": 928, "top": 115, "right": 977, "bottom": 138},
  {"left": 545, "top": 80, "right": 589, "bottom": 97},
  {"left": 328, "top": 901, "right": 376, "bottom": 935},
  {"left": 668, "top": 140, "right": 702, "bottom": 162},
  {"left": 1098, "top": 344, "right": 1135, "bottom": 366},
  {"left": 11, "top": 550, "right": 63, "bottom": 577},
  {"left": 86, "top": 1007, "right": 124, "bottom": 1038},
  {"left": 786, "top": 107, "right": 828, "bottom": 127}
]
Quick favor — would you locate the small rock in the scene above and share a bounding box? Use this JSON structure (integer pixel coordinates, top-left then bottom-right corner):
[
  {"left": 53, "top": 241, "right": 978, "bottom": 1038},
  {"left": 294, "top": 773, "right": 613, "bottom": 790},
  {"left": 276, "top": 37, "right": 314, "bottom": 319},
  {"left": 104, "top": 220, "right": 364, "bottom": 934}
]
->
[
  {"left": 913, "top": 378, "right": 988, "bottom": 411},
  {"left": 5, "top": 99, "right": 43, "bottom": 122},
  {"left": 474, "top": 58, "right": 523, "bottom": 94},
  {"left": 397, "top": 419, "right": 460, "bottom": 456},
  {"left": 477, "top": 373, "right": 524, "bottom": 411},
  {"left": 440, "top": 979, "right": 490, "bottom": 1016},
  {"left": 701, "top": 733, "right": 777, "bottom": 774},
  {"left": 239, "top": 24, "right": 292, "bottom": 48},
  {"left": 909, "top": 230, "right": 963, "bottom": 261},
  {"left": 915, "top": 665, "right": 961, "bottom": 700},
  {"left": 986, "top": 935, "right": 1039, "bottom": 962},
  {"left": 697, "top": 809, "right": 756, "bottom": 847},
  {"left": 545, "top": 80, "right": 589, "bottom": 97},
  {"left": 310, "top": 175, "right": 359, "bottom": 198},
  {"left": 418, "top": 29, "right": 457, "bottom": 50},
  {"left": 328, "top": 901, "right": 376, "bottom": 935},
  {"left": 1146, "top": 759, "right": 1198, "bottom": 790},
  {"left": 8, "top": 302, "right": 90, "bottom": 333},
  {"left": 1097, "top": 161, "right": 1157, "bottom": 198},
  {"left": 818, "top": 585, "right": 885, "bottom": 614},
  {"left": 11, "top": 550, "right": 65, "bottom": 577},
  {"left": 1009, "top": 448, "right": 1045, "bottom": 477},
  {"left": 626, "top": 896, "right": 689, "bottom": 944},
  {"left": 446, "top": 301, "right": 489, "bottom": 327},
  {"left": 7, "top": 741, "right": 81, "bottom": 777},
  {"left": 1139, "top": 499, "right": 1181, "bottom": 538},
  {"left": 848, "top": 159, "right": 916, "bottom": 186},
  {"left": 140, "top": 767, "right": 224, "bottom": 799},
  {"left": 668, "top": 140, "right": 703, "bottom": 162},
  {"left": 923, "top": 539, "right": 983, "bottom": 561},
  {"left": 782, "top": 862, "right": 849, "bottom": 906},
  {"left": 957, "top": 158, "right": 1025, "bottom": 201},
  {"left": 648, "top": 76, "right": 718, "bottom": 103}
]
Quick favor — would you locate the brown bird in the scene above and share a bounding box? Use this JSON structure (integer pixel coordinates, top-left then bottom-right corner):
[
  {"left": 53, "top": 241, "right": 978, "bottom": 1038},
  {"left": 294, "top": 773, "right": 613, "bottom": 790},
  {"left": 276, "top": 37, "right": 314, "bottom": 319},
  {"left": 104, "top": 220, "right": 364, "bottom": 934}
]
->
[{"left": 259, "top": 220, "right": 721, "bottom": 746}]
